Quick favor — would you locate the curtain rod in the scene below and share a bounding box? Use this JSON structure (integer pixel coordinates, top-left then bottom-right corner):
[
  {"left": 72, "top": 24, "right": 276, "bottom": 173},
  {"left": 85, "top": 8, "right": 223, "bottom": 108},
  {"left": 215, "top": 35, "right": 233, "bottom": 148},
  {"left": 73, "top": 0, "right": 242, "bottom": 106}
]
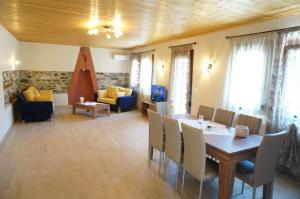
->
[
  {"left": 226, "top": 25, "right": 300, "bottom": 39},
  {"left": 169, "top": 42, "right": 197, "bottom": 48},
  {"left": 131, "top": 49, "right": 155, "bottom": 54}
]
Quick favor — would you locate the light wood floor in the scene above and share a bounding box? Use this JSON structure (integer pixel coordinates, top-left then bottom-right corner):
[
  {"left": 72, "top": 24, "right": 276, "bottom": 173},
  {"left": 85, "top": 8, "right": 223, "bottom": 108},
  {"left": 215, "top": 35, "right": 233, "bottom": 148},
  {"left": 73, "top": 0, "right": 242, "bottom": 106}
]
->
[{"left": 0, "top": 106, "right": 299, "bottom": 199}]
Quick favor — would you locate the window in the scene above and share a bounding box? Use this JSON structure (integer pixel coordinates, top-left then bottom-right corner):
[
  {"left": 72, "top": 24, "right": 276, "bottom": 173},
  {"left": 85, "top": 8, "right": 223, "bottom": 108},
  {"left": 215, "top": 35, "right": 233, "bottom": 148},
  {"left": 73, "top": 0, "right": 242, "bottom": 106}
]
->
[
  {"left": 226, "top": 34, "right": 276, "bottom": 115},
  {"left": 139, "top": 53, "right": 153, "bottom": 95},
  {"left": 130, "top": 55, "right": 140, "bottom": 89},
  {"left": 169, "top": 46, "right": 193, "bottom": 114},
  {"left": 278, "top": 45, "right": 300, "bottom": 127}
]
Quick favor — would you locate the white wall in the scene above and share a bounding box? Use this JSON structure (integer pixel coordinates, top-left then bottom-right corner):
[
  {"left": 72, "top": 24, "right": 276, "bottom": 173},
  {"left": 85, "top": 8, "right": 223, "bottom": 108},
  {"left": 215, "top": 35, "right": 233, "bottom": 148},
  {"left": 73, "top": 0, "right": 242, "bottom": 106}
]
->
[
  {"left": 131, "top": 14, "right": 300, "bottom": 115},
  {"left": 19, "top": 42, "right": 130, "bottom": 73},
  {"left": 0, "top": 26, "right": 19, "bottom": 141}
]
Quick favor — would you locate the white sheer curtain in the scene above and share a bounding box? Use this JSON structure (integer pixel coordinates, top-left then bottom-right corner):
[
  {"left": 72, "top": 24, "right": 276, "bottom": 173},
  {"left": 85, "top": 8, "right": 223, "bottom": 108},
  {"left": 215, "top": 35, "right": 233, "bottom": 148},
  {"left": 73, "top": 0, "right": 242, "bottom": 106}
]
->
[
  {"left": 129, "top": 54, "right": 140, "bottom": 89},
  {"left": 225, "top": 33, "right": 277, "bottom": 115},
  {"left": 270, "top": 30, "right": 300, "bottom": 130},
  {"left": 139, "top": 52, "right": 153, "bottom": 96},
  {"left": 169, "top": 45, "right": 192, "bottom": 114}
]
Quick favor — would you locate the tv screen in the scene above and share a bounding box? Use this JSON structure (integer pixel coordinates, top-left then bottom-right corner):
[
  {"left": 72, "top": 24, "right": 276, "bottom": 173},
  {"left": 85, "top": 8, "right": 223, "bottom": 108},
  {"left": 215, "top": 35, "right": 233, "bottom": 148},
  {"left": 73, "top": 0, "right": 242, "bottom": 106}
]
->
[{"left": 151, "top": 85, "right": 166, "bottom": 102}]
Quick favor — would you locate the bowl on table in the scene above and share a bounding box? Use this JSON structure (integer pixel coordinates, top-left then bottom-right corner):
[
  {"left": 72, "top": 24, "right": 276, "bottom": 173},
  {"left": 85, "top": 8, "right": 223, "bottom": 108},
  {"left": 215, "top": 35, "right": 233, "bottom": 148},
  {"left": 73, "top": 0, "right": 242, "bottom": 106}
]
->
[{"left": 235, "top": 125, "right": 249, "bottom": 138}]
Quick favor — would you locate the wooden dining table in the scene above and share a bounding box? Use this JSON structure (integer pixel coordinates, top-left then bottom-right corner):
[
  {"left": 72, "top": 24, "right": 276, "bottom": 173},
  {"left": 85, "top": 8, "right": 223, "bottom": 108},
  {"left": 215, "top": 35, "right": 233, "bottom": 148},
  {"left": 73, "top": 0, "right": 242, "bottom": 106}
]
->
[{"left": 175, "top": 114, "right": 273, "bottom": 199}]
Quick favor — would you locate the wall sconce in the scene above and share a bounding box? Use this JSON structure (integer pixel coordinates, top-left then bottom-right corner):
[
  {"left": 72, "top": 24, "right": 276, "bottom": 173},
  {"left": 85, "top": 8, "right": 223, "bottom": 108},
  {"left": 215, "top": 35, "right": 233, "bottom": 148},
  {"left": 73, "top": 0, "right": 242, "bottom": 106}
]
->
[
  {"left": 207, "top": 63, "right": 213, "bottom": 73},
  {"left": 11, "top": 59, "right": 20, "bottom": 70},
  {"left": 15, "top": 60, "right": 20, "bottom": 66}
]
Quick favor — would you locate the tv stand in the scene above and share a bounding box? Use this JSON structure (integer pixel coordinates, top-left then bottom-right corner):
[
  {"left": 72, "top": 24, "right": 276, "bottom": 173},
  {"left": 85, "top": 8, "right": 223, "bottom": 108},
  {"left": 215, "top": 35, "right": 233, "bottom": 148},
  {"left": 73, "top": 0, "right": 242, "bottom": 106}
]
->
[{"left": 142, "top": 100, "right": 156, "bottom": 116}]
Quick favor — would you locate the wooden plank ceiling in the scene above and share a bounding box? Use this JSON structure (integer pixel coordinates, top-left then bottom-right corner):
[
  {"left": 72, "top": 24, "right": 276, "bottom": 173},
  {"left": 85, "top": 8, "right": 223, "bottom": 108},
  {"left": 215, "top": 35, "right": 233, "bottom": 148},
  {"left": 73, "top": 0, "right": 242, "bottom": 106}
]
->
[{"left": 0, "top": 0, "right": 300, "bottom": 49}]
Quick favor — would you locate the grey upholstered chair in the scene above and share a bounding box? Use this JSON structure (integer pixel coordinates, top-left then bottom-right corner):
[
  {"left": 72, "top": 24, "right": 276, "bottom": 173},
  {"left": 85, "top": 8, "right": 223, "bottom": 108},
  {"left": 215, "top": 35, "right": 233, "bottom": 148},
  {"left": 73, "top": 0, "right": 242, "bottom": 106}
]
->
[
  {"left": 147, "top": 109, "right": 165, "bottom": 176},
  {"left": 162, "top": 116, "right": 182, "bottom": 189},
  {"left": 214, "top": 108, "right": 235, "bottom": 126},
  {"left": 155, "top": 102, "right": 169, "bottom": 116},
  {"left": 236, "top": 114, "right": 262, "bottom": 135},
  {"left": 236, "top": 131, "right": 287, "bottom": 199},
  {"left": 181, "top": 123, "right": 218, "bottom": 198},
  {"left": 197, "top": 105, "right": 215, "bottom": 121}
]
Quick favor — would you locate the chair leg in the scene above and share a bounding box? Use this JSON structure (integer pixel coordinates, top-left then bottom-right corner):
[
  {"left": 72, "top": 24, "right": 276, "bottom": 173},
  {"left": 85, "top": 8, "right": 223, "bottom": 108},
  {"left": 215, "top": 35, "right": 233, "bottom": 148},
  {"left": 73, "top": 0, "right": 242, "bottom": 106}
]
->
[
  {"left": 163, "top": 157, "right": 168, "bottom": 179},
  {"left": 199, "top": 180, "right": 203, "bottom": 199},
  {"left": 159, "top": 151, "right": 162, "bottom": 176},
  {"left": 181, "top": 169, "right": 186, "bottom": 196},
  {"left": 252, "top": 187, "right": 256, "bottom": 199},
  {"left": 175, "top": 163, "right": 180, "bottom": 189},
  {"left": 241, "top": 182, "right": 245, "bottom": 194},
  {"left": 148, "top": 146, "right": 153, "bottom": 168}
]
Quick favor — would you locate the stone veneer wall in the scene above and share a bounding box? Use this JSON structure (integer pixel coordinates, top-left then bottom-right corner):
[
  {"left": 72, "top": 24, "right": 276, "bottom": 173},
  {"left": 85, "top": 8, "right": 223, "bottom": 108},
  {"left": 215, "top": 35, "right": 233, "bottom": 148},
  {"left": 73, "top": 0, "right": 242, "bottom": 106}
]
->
[
  {"left": 2, "top": 71, "right": 20, "bottom": 106},
  {"left": 96, "top": 73, "right": 129, "bottom": 89},
  {"left": 2, "top": 70, "right": 130, "bottom": 106},
  {"left": 18, "top": 70, "right": 73, "bottom": 93}
]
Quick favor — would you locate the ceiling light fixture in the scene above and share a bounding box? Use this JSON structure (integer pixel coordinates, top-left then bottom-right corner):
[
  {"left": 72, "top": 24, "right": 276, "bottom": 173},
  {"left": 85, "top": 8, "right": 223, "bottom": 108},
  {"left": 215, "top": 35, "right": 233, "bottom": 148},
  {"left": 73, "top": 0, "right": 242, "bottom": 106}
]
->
[
  {"left": 87, "top": 24, "right": 124, "bottom": 39},
  {"left": 102, "top": 25, "right": 124, "bottom": 39},
  {"left": 88, "top": 28, "right": 98, "bottom": 35}
]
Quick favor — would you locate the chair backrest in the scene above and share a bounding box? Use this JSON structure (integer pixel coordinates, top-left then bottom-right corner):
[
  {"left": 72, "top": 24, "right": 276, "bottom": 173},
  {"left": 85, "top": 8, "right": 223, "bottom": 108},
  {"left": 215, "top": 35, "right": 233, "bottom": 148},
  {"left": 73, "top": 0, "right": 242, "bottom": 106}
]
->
[
  {"left": 254, "top": 131, "right": 287, "bottom": 186},
  {"left": 197, "top": 105, "right": 215, "bottom": 121},
  {"left": 147, "top": 109, "right": 164, "bottom": 151},
  {"left": 155, "top": 102, "right": 169, "bottom": 116},
  {"left": 214, "top": 108, "right": 235, "bottom": 126},
  {"left": 181, "top": 123, "right": 206, "bottom": 181},
  {"left": 163, "top": 116, "right": 181, "bottom": 163},
  {"left": 236, "top": 114, "right": 262, "bottom": 135}
]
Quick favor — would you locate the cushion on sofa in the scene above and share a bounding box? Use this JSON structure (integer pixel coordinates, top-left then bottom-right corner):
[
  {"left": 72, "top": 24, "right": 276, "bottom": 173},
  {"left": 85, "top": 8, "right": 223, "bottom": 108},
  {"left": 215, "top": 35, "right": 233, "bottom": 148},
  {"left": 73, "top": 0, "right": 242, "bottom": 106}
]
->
[
  {"left": 98, "top": 97, "right": 116, "bottom": 105},
  {"left": 118, "top": 87, "right": 132, "bottom": 96},
  {"left": 117, "top": 91, "right": 125, "bottom": 97},
  {"left": 39, "top": 90, "right": 53, "bottom": 96},
  {"left": 23, "top": 90, "right": 35, "bottom": 101},
  {"left": 98, "top": 90, "right": 107, "bottom": 98},
  {"left": 28, "top": 86, "right": 40, "bottom": 96},
  {"left": 107, "top": 86, "right": 118, "bottom": 99},
  {"left": 35, "top": 95, "right": 53, "bottom": 101}
]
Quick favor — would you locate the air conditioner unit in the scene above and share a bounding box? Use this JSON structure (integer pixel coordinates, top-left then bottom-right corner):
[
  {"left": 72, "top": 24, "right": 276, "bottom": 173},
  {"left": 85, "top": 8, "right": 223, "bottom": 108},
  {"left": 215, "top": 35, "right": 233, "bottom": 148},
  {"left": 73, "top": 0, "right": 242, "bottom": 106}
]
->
[{"left": 113, "top": 54, "right": 129, "bottom": 61}]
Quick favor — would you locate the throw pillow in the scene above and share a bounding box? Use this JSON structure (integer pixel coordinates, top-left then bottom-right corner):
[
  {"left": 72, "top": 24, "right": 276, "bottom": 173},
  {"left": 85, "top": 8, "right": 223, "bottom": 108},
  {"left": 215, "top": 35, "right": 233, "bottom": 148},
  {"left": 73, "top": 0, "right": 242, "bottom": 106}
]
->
[
  {"left": 118, "top": 87, "right": 133, "bottom": 96},
  {"left": 98, "top": 89, "right": 107, "bottom": 98},
  {"left": 28, "top": 86, "right": 40, "bottom": 96},
  {"left": 107, "top": 86, "right": 118, "bottom": 98},
  {"left": 117, "top": 92, "right": 125, "bottom": 97},
  {"left": 23, "top": 90, "right": 35, "bottom": 101}
]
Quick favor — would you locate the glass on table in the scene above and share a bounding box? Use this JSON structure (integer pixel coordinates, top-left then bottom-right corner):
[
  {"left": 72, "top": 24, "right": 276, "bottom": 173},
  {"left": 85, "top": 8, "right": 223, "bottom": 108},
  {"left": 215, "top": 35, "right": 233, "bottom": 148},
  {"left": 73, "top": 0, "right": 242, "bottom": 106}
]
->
[{"left": 198, "top": 115, "right": 204, "bottom": 123}]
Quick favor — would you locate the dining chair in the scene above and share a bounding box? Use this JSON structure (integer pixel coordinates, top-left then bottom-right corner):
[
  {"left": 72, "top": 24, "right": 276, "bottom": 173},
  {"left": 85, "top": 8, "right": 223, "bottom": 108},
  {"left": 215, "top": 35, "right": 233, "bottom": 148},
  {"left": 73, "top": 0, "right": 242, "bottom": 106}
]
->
[
  {"left": 155, "top": 102, "right": 169, "bottom": 116},
  {"left": 162, "top": 116, "right": 182, "bottom": 189},
  {"left": 236, "top": 114, "right": 262, "bottom": 135},
  {"left": 214, "top": 108, "right": 235, "bottom": 126},
  {"left": 197, "top": 105, "right": 215, "bottom": 121},
  {"left": 236, "top": 131, "right": 287, "bottom": 199},
  {"left": 147, "top": 109, "right": 165, "bottom": 176},
  {"left": 181, "top": 123, "right": 218, "bottom": 199}
]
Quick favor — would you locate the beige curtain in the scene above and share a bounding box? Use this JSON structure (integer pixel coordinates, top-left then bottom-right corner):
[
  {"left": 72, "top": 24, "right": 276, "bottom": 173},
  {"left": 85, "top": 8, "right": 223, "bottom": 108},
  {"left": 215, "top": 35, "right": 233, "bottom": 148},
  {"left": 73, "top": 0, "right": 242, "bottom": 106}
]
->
[
  {"left": 267, "top": 30, "right": 300, "bottom": 131},
  {"left": 136, "top": 52, "right": 153, "bottom": 110},
  {"left": 129, "top": 54, "right": 140, "bottom": 90},
  {"left": 168, "top": 44, "right": 193, "bottom": 114}
]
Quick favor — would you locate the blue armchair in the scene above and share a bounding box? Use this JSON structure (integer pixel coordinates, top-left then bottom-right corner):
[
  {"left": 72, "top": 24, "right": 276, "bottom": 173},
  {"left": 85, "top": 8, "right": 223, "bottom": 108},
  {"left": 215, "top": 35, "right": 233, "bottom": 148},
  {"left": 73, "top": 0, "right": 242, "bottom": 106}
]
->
[
  {"left": 113, "top": 90, "right": 138, "bottom": 112},
  {"left": 17, "top": 93, "right": 53, "bottom": 122}
]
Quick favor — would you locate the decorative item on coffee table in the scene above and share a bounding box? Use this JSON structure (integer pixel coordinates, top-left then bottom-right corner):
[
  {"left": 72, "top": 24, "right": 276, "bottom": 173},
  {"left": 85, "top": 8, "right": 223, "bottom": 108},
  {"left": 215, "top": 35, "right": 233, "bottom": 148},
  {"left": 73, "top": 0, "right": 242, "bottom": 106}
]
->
[{"left": 72, "top": 101, "right": 110, "bottom": 119}]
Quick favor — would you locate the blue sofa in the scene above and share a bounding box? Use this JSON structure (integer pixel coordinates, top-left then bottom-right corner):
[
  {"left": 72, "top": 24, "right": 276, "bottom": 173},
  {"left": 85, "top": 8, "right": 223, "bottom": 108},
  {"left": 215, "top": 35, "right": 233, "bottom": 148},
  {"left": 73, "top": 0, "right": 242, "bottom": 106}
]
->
[
  {"left": 97, "top": 90, "right": 138, "bottom": 113},
  {"left": 17, "top": 93, "right": 53, "bottom": 122}
]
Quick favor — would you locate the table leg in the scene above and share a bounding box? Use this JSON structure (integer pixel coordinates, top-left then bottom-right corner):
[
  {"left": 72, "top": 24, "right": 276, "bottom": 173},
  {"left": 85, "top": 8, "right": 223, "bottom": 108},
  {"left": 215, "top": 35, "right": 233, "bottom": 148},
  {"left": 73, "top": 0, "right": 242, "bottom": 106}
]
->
[
  {"left": 218, "top": 160, "right": 236, "bottom": 199},
  {"left": 263, "top": 182, "right": 274, "bottom": 199},
  {"left": 72, "top": 105, "right": 76, "bottom": 114},
  {"left": 92, "top": 109, "right": 97, "bottom": 119}
]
